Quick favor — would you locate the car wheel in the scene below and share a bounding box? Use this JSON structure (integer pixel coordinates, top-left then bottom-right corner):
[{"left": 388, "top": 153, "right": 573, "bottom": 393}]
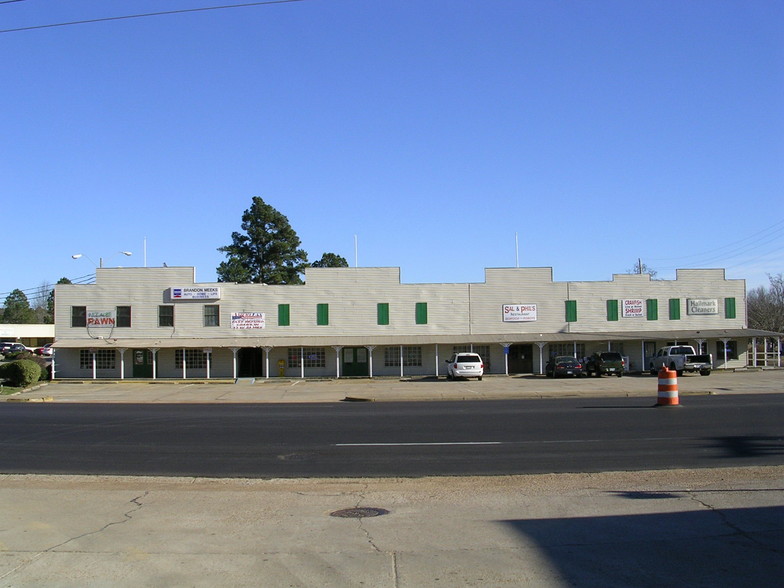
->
[
  {"left": 617, "top": 372, "right": 623, "bottom": 377},
  {"left": 700, "top": 370, "right": 711, "bottom": 376},
  {"left": 478, "top": 376, "right": 483, "bottom": 381}
]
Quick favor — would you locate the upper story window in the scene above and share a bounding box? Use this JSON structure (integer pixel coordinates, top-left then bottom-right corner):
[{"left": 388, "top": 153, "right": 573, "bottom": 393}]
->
[
  {"left": 278, "top": 304, "right": 290, "bottom": 326},
  {"left": 377, "top": 303, "right": 390, "bottom": 325},
  {"left": 116, "top": 306, "right": 131, "bottom": 328},
  {"left": 204, "top": 305, "right": 220, "bottom": 327},
  {"left": 415, "top": 302, "right": 428, "bottom": 325},
  {"left": 159, "top": 305, "right": 174, "bottom": 327},
  {"left": 317, "top": 303, "right": 329, "bottom": 326},
  {"left": 72, "top": 306, "right": 86, "bottom": 327}
]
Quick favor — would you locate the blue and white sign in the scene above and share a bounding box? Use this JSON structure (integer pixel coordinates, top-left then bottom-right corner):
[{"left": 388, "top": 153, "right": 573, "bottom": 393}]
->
[{"left": 170, "top": 287, "right": 221, "bottom": 300}]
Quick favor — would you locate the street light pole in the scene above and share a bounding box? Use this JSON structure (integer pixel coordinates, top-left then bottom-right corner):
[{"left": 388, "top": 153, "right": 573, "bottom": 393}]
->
[{"left": 72, "top": 251, "right": 132, "bottom": 268}]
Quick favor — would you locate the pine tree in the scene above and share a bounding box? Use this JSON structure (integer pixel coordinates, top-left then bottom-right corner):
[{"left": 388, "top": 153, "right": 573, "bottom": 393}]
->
[{"left": 217, "top": 197, "right": 309, "bottom": 285}]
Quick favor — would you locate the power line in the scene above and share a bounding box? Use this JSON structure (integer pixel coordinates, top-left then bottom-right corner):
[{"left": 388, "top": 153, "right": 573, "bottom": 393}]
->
[{"left": 0, "top": 0, "right": 307, "bottom": 34}]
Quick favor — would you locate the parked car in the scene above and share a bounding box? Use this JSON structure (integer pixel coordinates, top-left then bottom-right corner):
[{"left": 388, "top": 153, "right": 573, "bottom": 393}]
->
[
  {"left": 445, "top": 352, "right": 484, "bottom": 380},
  {"left": 34, "top": 343, "right": 54, "bottom": 356},
  {"left": 584, "top": 352, "right": 625, "bottom": 377},
  {"left": 545, "top": 355, "right": 583, "bottom": 378},
  {"left": 1, "top": 343, "right": 28, "bottom": 356}
]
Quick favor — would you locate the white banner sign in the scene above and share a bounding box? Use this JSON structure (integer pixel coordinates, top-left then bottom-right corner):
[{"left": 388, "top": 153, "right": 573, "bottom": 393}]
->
[
  {"left": 170, "top": 287, "right": 221, "bottom": 300},
  {"left": 503, "top": 304, "right": 537, "bottom": 322},
  {"left": 688, "top": 299, "right": 718, "bottom": 315},
  {"left": 622, "top": 299, "right": 644, "bottom": 318},
  {"left": 231, "top": 312, "right": 266, "bottom": 329},
  {"left": 87, "top": 310, "right": 116, "bottom": 328}
]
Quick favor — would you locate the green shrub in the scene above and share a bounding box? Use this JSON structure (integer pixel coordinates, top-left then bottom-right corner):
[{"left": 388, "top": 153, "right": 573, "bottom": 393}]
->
[
  {"left": 4, "top": 359, "right": 42, "bottom": 388},
  {"left": 17, "top": 352, "right": 51, "bottom": 380}
]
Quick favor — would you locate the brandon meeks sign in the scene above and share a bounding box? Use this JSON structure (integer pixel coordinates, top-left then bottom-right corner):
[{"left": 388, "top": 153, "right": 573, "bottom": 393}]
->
[
  {"left": 503, "top": 304, "right": 537, "bottom": 322},
  {"left": 170, "top": 287, "right": 221, "bottom": 300}
]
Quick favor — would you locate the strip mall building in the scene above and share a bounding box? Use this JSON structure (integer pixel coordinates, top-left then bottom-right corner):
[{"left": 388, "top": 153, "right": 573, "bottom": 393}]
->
[{"left": 52, "top": 266, "right": 781, "bottom": 379}]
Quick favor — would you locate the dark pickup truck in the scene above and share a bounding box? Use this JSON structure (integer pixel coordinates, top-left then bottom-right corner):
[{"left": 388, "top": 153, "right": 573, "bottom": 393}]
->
[{"left": 584, "top": 352, "right": 625, "bottom": 377}]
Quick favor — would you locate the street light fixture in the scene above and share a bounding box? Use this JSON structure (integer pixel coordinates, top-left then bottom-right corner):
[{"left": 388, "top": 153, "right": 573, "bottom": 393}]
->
[{"left": 71, "top": 251, "right": 132, "bottom": 268}]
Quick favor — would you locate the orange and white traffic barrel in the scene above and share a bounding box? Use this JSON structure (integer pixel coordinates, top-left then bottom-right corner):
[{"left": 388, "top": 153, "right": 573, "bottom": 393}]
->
[{"left": 656, "top": 366, "right": 679, "bottom": 406}]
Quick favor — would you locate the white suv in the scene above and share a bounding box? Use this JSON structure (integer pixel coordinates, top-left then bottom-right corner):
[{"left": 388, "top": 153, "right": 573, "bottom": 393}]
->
[{"left": 445, "top": 353, "right": 484, "bottom": 381}]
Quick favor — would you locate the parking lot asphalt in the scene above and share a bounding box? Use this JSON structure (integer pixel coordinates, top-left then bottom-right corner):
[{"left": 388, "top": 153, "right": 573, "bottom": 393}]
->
[{"left": 5, "top": 368, "right": 782, "bottom": 403}]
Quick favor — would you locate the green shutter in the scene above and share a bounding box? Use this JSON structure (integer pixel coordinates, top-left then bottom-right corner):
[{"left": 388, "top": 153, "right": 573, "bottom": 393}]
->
[
  {"left": 606, "top": 300, "right": 619, "bottom": 321},
  {"left": 278, "top": 304, "right": 290, "bottom": 326},
  {"left": 317, "top": 303, "right": 329, "bottom": 325},
  {"left": 646, "top": 299, "right": 658, "bottom": 320},
  {"left": 565, "top": 300, "right": 577, "bottom": 322},
  {"left": 415, "top": 302, "right": 428, "bottom": 324},
  {"left": 725, "top": 297, "right": 736, "bottom": 319},
  {"left": 669, "top": 298, "right": 680, "bottom": 320},
  {"left": 377, "top": 303, "right": 389, "bottom": 325}
]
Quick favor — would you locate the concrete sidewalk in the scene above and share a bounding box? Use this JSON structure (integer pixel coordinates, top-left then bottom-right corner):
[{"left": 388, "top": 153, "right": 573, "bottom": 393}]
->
[
  {"left": 5, "top": 368, "right": 783, "bottom": 403},
  {"left": 1, "top": 466, "right": 782, "bottom": 587}
]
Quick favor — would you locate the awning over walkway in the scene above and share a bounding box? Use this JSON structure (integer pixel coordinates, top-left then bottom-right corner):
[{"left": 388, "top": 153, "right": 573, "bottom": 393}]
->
[{"left": 51, "top": 328, "right": 781, "bottom": 350}]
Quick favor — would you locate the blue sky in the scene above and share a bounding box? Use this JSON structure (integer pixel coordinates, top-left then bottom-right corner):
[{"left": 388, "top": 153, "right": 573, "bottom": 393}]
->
[{"left": 2, "top": 0, "right": 782, "bottom": 309}]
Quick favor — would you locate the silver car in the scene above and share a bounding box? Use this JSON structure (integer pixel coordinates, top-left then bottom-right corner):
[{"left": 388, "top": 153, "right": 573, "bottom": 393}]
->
[{"left": 445, "top": 353, "right": 484, "bottom": 381}]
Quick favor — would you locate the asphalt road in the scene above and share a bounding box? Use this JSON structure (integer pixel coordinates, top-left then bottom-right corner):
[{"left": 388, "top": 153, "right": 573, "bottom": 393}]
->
[{"left": 1, "top": 394, "right": 782, "bottom": 477}]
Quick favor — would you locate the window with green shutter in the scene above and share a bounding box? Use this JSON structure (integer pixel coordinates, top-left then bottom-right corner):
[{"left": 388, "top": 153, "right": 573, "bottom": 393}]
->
[
  {"left": 565, "top": 300, "right": 577, "bottom": 322},
  {"left": 669, "top": 298, "right": 680, "bottom": 320},
  {"left": 317, "top": 303, "right": 329, "bottom": 325},
  {"left": 606, "top": 300, "right": 619, "bottom": 321},
  {"left": 377, "top": 303, "right": 389, "bottom": 325},
  {"left": 725, "top": 297, "right": 736, "bottom": 319},
  {"left": 278, "top": 304, "right": 290, "bottom": 326},
  {"left": 415, "top": 302, "right": 428, "bottom": 324},
  {"left": 646, "top": 299, "right": 658, "bottom": 320}
]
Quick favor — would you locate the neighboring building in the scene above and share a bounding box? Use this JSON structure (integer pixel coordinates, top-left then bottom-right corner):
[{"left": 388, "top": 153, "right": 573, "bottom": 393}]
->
[
  {"left": 0, "top": 323, "right": 55, "bottom": 348},
  {"left": 51, "top": 265, "right": 780, "bottom": 380}
]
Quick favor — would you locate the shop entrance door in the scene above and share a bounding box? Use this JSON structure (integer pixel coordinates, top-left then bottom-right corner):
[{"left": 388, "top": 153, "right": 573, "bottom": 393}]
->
[
  {"left": 132, "top": 349, "right": 154, "bottom": 378},
  {"left": 342, "top": 347, "right": 369, "bottom": 377},
  {"left": 507, "top": 344, "right": 533, "bottom": 374},
  {"left": 238, "top": 348, "right": 264, "bottom": 378}
]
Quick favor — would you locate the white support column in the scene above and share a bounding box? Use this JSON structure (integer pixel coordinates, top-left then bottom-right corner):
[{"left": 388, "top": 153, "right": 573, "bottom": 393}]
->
[
  {"left": 334, "top": 346, "right": 343, "bottom": 378},
  {"left": 399, "top": 345, "right": 404, "bottom": 379},
  {"left": 231, "top": 348, "right": 239, "bottom": 380},
  {"left": 721, "top": 338, "right": 730, "bottom": 369},
  {"left": 150, "top": 348, "right": 158, "bottom": 379},
  {"left": 573, "top": 341, "right": 577, "bottom": 358},
  {"left": 300, "top": 347, "right": 305, "bottom": 379},
  {"left": 204, "top": 348, "right": 212, "bottom": 379},
  {"left": 91, "top": 349, "right": 97, "bottom": 380},
  {"left": 263, "top": 347, "right": 272, "bottom": 378},
  {"left": 367, "top": 345, "right": 375, "bottom": 378},
  {"left": 182, "top": 348, "right": 187, "bottom": 379},
  {"left": 118, "top": 348, "right": 127, "bottom": 380},
  {"left": 536, "top": 342, "right": 546, "bottom": 375},
  {"left": 752, "top": 337, "right": 758, "bottom": 367},
  {"left": 435, "top": 344, "right": 440, "bottom": 377},
  {"left": 640, "top": 341, "right": 646, "bottom": 374}
]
